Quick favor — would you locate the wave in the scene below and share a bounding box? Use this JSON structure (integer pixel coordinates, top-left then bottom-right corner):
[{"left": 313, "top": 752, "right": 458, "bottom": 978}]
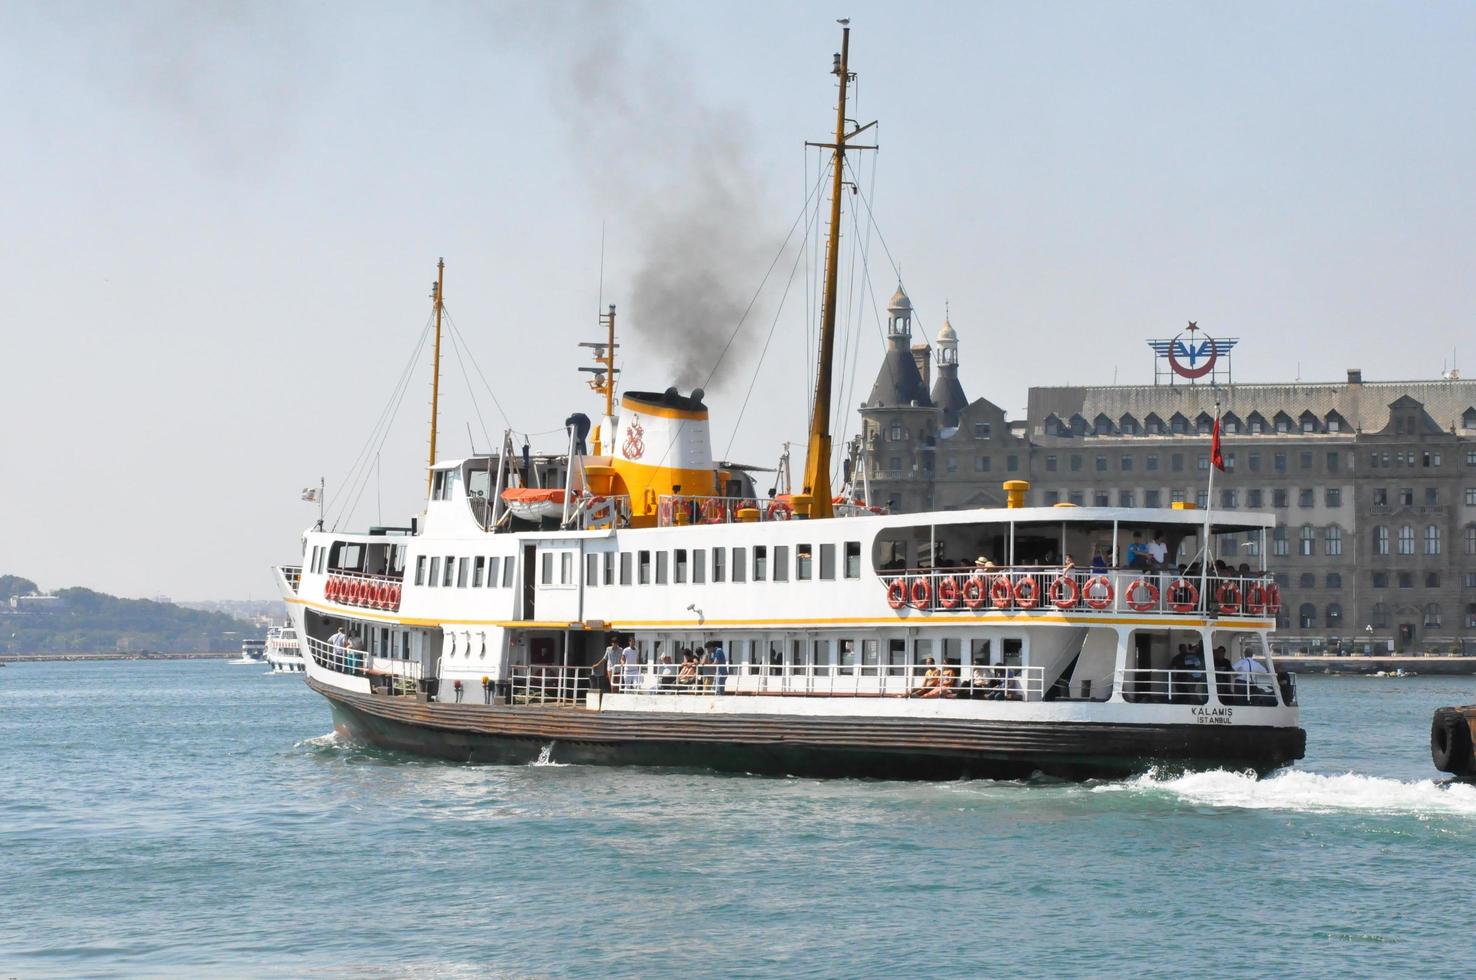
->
[
  {"left": 1094, "top": 768, "right": 1476, "bottom": 817},
  {"left": 295, "top": 730, "right": 346, "bottom": 749}
]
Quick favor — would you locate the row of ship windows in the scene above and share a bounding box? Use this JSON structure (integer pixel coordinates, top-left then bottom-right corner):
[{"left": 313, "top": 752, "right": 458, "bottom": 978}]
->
[
  {"left": 414, "top": 554, "right": 519, "bottom": 590},
  {"left": 623, "top": 635, "right": 1025, "bottom": 672},
  {"left": 584, "top": 542, "right": 866, "bottom": 588}
]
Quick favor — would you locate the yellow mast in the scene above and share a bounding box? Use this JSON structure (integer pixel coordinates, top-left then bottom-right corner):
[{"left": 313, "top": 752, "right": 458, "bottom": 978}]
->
[
  {"left": 581, "top": 304, "right": 619, "bottom": 453},
  {"left": 798, "top": 24, "right": 870, "bottom": 520},
  {"left": 426, "top": 257, "right": 445, "bottom": 496}
]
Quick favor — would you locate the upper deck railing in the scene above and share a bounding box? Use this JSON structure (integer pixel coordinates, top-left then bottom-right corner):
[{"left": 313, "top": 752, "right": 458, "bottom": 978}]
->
[
  {"left": 655, "top": 494, "right": 886, "bottom": 527},
  {"left": 278, "top": 565, "right": 302, "bottom": 594},
  {"left": 878, "top": 567, "right": 1281, "bottom": 620},
  {"left": 322, "top": 570, "right": 403, "bottom": 613}
]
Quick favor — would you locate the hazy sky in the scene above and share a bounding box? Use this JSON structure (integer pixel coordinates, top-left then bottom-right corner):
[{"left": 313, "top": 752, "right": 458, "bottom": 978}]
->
[{"left": 3, "top": 1, "right": 1473, "bottom": 600}]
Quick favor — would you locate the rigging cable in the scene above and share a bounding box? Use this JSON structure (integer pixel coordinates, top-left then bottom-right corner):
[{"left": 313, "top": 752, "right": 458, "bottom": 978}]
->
[
  {"left": 438, "top": 304, "right": 515, "bottom": 433},
  {"left": 701, "top": 159, "right": 832, "bottom": 392},
  {"left": 845, "top": 156, "right": 932, "bottom": 356},
  {"left": 328, "top": 315, "right": 435, "bottom": 530}
]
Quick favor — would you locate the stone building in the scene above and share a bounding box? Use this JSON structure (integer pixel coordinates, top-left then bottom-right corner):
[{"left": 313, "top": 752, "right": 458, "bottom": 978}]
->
[{"left": 856, "top": 291, "right": 1476, "bottom": 654}]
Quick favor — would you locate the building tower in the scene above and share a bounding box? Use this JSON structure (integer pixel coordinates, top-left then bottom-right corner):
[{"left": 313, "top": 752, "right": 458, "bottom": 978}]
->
[{"left": 930, "top": 306, "right": 968, "bottom": 429}]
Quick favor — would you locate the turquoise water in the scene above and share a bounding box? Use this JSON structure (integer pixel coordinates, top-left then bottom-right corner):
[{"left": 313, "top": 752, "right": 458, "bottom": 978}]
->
[{"left": 4, "top": 661, "right": 1475, "bottom": 978}]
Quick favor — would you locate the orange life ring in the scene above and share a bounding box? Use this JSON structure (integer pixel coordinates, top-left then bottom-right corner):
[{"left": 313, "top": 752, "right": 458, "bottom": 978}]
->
[
  {"left": 1083, "top": 575, "right": 1114, "bottom": 610},
  {"left": 1244, "top": 583, "right": 1265, "bottom": 615},
  {"left": 936, "top": 576, "right": 961, "bottom": 609},
  {"left": 1216, "top": 582, "right": 1242, "bottom": 615},
  {"left": 324, "top": 578, "right": 337, "bottom": 601},
  {"left": 1265, "top": 582, "right": 1282, "bottom": 614},
  {"left": 1049, "top": 575, "right": 1079, "bottom": 609},
  {"left": 886, "top": 577, "right": 907, "bottom": 610},
  {"left": 990, "top": 575, "right": 1013, "bottom": 609},
  {"left": 766, "top": 500, "right": 792, "bottom": 521},
  {"left": 1013, "top": 575, "right": 1039, "bottom": 609},
  {"left": 391, "top": 584, "right": 401, "bottom": 606},
  {"left": 1125, "top": 577, "right": 1159, "bottom": 612},
  {"left": 962, "top": 575, "right": 988, "bottom": 610},
  {"left": 909, "top": 577, "right": 932, "bottom": 610},
  {"left": 1167, "top": 578, "right": 1198, "bottom": 613},
  {"left": 700, "top": 498, "right": 724, "bottom": 524},
  {"left": 378, "top": 583, "right": 392, "bottom": 607}
]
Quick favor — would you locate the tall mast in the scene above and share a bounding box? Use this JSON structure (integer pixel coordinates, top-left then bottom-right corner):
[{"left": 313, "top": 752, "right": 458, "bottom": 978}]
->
[
  {"left": 799, "top": 23, "right": 873, "bottom": 520},
  {"left": 426, "top": 257, "right": 445, "bottom": 496}
]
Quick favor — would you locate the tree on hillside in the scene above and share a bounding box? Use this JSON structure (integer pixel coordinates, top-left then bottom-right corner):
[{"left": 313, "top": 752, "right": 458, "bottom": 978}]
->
[{"left": 0, "top": 575, "right": 40, "bottom": 600}]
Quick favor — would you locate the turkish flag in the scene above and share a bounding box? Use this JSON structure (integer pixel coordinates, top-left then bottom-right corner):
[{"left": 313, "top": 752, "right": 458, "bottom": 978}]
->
[{"left": 1211, "top": 416, "right": 1225, "bottom": 472}]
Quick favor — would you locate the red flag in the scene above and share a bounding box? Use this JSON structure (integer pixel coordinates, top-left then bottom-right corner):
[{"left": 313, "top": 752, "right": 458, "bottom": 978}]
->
[{"left": 1211, "top": 416, "right": 1225, "bottom": 471}]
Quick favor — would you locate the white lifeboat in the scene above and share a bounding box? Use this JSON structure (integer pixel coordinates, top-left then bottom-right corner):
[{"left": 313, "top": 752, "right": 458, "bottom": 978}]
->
[{"left": 500, "top": 487, "right": 569, "bottom": 521}]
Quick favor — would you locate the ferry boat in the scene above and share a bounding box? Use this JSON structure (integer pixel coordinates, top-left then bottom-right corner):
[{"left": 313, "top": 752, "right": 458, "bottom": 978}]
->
[
  {"left": 264, "top": 625, "right": 305, "bottom": 674},
  {"left": 273, "top": 26, "right": 1304, "bottom": 780},
  {"left": 228, "top": 638, "right": 266, "bottom": 665}
]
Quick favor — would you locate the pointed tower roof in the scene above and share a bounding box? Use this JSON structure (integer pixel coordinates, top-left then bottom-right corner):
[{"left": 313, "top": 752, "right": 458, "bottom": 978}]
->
[{"left": 930, "top": 304, "right": 967, "bottom": 427}]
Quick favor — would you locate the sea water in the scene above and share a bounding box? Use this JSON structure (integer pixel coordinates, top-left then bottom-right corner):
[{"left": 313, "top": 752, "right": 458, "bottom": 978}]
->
[{"left": 3, "top": 660, "right": 1474, "bottom": 978}]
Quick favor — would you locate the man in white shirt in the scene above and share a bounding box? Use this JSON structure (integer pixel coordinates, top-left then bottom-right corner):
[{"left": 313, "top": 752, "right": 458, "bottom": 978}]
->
[
  {"left": 1232, "top": 649, "right": 1273, "bottom": 701},
  {"left": 620, "top": 637, "right": 640, "bottom": 692},
  {"left": 1147, "top": 532, "right": 1168, "bottom": 569}
]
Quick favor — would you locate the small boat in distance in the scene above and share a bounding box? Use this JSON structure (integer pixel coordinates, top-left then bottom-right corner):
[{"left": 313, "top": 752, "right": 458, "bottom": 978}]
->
[{"left": 273, "top": 25, "right": 1305, "bottom": 780}]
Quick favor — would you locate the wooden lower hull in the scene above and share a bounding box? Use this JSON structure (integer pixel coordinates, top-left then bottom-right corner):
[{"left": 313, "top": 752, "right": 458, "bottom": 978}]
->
[{"left": 312, "top": 678, "right": 1305, "bottom": 781}]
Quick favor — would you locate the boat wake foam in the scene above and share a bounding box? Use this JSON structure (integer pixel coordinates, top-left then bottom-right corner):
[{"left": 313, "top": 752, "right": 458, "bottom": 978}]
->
[
  {"left": 1094, "top": 768, "right": 1476, "bottom": 817},
  {"left": 296, "top": 731, "right": 347, "bottom": 750},
  {"left": 530, "top": 743, "right": 567, "bottom": 767}
]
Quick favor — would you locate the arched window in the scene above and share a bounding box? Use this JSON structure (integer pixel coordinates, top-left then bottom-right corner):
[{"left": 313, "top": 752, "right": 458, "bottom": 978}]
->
[
  {"left": 1325, "top": 525, "right": 1342, "bottom": 556},
  {"left": 1398, "top": 525, "right": 1415, "bottom": 555},
  {"left": 1273, "top": 526, "right": 1289, "bottom": 556},
  {"left": 1298, "top": 603, "right": 1317, "bottom": 629},
  {"left": 1327, "top": 603, "right": 1343, "bottom": 627},
  {"left": 1299, "top": 525, "right": 1315, "bottom": 556},
  {"left": 1463, "top": 407, "right": 1476, "bottom": 430},
  {"left": 1424, "top": 603, "right": 1442, "bottom": 628},
  {"left": 1372, "top": 602, "right": 1390, "bottom": 628},
  {"left": 1372, "top": 525, "right": 1389, "bottom": 555},
  {"left": 1425, "top": 524, "right": 1441, "bottom": 555}
]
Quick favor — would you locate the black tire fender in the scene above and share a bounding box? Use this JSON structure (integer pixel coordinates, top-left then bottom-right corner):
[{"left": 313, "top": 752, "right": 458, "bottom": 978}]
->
[{"left": 1431, "top": 709, "right": 1473, "bottom": 774}]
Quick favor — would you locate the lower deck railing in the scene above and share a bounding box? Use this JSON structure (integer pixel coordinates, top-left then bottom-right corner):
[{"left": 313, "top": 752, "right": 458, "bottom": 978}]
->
[
  {"left": 306, "top": 635, "right": 423, "bottom": 693},
  {"left": 1116, "top": 667, "right": 1286, "bottom": 706}
]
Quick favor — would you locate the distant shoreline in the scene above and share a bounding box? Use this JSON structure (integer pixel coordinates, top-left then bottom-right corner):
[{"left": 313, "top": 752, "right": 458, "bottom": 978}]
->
[
  {"left": 0, "top": 651, "right": 235, "bottom": 663},
  {"left": 1278, "top": 654, "right": 1476, "bottom": 675}
]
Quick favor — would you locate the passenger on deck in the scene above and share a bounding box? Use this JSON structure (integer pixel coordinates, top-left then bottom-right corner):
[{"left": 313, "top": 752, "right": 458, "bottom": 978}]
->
[
  {"left": 918, "top": 667, "right": 958, "bottom": 699},
  {"left": 1125, "top": 532, "right": 1148, "bottom": 570},
  {"left": 1089, "top": 546, "right": 1108, "bottom": 573},
  {"left": 619, "top": 636, "right": 639, "bottom": 692},
  {"left": 330, "top": 625, "right": 347, "bottom": 654},
  {"left": 974, "top": 556, "right": 998, "bottom": 571},
  {"left": 1148, "top": 532, "right": 1168, "bottom": 570},
  {"left": 707, "top": 641, "right": 729, "bottom": 695},
  {"left": 1167, "top": 644, "right": 1207, "bottom": 702},
  {"left": 658, "top": 654, "right": 676, "bottom": 690},
  {"left": 912, "top": 656, "right": 940, "bottom": 696},
  {"left": 677, "top": 651, "right": 698, "bottom": 687},
  {"left": 343, "top": 635, "right": 361, "bottom": 672},
  {"left": 1232, "top": 650, "right": 1271, "bottom": 699},
  {"left": 593, "top": 639, "right": 618, "bottom": 693}
]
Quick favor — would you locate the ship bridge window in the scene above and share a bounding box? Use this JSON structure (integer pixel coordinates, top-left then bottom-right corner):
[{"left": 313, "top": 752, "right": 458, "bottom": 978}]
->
[
  {"left": 487, "top": 555, "right": 501, "bottom": 587},
  {"left": 674, "top": 549, "right": 688, "bottom": 583},
  {"left": 603, "top": 552, "right": 615, "bottom": 585},
  {"left": 692, "top": 550, "right": 705, "bottom": 584},
  {"left": 638, "top": 550, "right": 652, "bottom": 585},
  {"left": 620, "top": 552, "right": 633, "bottom": 585},
  {"left": 773, "top": 546, "right": 789, "bottom": 582},
  {"left": 819, "top": 543, "right": 836, "bottom": 580},
  {"left": 844, "top": 541, "right": 861, "bottom": 578},
  {"left": 585, "top": 554, "right": 598, "bottom": 587},
  {"left": 428, "top": 557, "right": 441, "bottom": 588},
  {"left": 796, "top": 544, "right": 813, "bottom": 580},
  {"left": 655, "top": 551, "right": 668, "bottom": 585},
  {"left": 753, "top": 546, "right": 768, "bottom": 581},
  {"left": 712, "top": 549, "right": 725, "bottom": 582},
  {"left": 473, "top": 557, "right": 486, "bottom": 587},
  {"left": 732, "top": 548, "right": 747, "bottom": 582},
  {"left": 502, "top": 558, "right": 514, "bottom": 588},
  {"left": 562, "top": 551, "right": 573, "bottom": 584},
  {"left": 457, "top": 557, "right": 469, "bottom": 588},
  {"left": 541, "top": 552, "right": 554, "bottom": 585},
  {"left": 442, "top": 555, "right": 456, "bottom": 587},
  {"left": 415, "top": 556, "right": 427, "bottom": 586}
]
